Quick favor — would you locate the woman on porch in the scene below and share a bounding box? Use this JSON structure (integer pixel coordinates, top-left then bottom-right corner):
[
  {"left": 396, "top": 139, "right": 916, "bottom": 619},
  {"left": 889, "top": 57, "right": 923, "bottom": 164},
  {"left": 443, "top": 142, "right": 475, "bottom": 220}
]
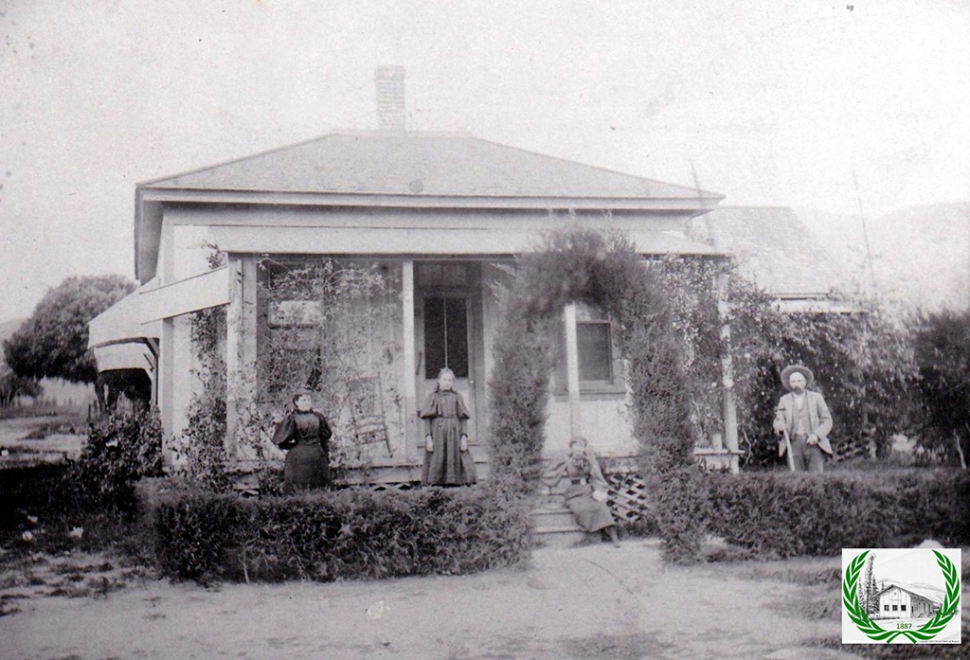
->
[
  {"left": 421, "top": 368, "right": 477, "bottom": 486},
  {"left": 271, "top": 392, "right": 333, "bottom": 494}
]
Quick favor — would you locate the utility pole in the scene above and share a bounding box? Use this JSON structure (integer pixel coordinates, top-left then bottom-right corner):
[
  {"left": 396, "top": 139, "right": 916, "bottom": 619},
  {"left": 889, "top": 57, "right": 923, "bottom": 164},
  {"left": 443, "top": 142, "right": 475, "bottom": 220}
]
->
[{"left": 853, "top": 170, "right": 879, "bottom": 298}]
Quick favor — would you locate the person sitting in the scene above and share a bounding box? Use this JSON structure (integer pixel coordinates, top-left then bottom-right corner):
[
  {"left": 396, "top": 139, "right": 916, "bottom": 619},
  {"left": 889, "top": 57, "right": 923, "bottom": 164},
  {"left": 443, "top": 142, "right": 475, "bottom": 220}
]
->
[{"left": 542, "top": 436, "right": 620, "bottom": 547}]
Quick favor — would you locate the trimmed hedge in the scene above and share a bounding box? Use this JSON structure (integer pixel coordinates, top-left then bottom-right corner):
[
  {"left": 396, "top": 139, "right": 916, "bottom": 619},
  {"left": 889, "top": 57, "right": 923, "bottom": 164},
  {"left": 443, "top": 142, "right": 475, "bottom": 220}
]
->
[
  {"left": 142, "top": 483, "right": 532, "bottom": 583},
  {"left": 706, "top": 469, "right": 970, "bottom": 558}
]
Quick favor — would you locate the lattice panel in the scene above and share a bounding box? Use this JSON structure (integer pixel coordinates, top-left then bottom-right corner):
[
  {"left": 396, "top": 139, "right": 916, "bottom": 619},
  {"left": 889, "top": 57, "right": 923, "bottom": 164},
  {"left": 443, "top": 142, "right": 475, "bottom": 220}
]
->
[{"left": 604, "top": 469, "right": 649, "bottom": 524}]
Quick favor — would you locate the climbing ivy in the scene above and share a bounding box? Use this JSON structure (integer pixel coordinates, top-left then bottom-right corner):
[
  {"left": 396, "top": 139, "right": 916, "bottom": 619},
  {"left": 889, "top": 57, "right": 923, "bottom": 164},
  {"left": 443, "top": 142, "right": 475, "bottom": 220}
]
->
[{"left": 486, "top": 226, "right": 707, "bottom": 561}]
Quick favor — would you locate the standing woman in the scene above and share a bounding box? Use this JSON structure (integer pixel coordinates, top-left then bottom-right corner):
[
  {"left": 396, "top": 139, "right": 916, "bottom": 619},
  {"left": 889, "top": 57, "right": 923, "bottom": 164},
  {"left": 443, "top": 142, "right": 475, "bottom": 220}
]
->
[
  {"left": 272, "top": 392, "right": 333, "bottom": 494},
  {"left": 421, "top": 367, "right": 477, "bottom": 485}
]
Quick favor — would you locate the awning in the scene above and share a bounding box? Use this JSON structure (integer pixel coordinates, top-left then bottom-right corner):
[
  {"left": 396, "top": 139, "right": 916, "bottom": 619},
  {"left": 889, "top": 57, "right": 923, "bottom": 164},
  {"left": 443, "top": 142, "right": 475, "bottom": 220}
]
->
[
  {"left": 92, "top": 343, "right": 156, "bottom": 373},
  {"left": 88, "top": 287, "right": 162, "bottom": 350}
]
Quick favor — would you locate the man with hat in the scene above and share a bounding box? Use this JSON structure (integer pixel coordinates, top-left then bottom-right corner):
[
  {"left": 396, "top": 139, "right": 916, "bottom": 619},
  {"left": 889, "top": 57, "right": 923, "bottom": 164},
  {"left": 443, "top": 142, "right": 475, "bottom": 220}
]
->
[{"left": 772, "top": 364, "right": 833, "bottom": 472}]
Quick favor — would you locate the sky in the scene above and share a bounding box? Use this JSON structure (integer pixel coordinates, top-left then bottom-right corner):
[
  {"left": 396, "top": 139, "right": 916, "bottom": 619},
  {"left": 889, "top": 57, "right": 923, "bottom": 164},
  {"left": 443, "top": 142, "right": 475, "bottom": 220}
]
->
[{"left": 1, "top": 0, "right": 968, "bottom": 323}]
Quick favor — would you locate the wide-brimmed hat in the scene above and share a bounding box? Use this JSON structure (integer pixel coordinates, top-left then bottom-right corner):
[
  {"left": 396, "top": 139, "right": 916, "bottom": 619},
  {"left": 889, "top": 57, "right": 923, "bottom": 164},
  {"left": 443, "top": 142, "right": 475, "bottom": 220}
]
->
[{"left": 780, "top": 364, "right": 814, "bottom": 390}]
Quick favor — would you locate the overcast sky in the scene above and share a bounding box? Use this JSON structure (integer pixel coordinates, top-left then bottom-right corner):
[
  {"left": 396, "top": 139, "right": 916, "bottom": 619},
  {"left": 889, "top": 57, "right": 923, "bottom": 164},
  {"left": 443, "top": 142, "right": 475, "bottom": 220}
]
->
[{"left": 1, "top": 0, "right": 968, "bottom": 323}]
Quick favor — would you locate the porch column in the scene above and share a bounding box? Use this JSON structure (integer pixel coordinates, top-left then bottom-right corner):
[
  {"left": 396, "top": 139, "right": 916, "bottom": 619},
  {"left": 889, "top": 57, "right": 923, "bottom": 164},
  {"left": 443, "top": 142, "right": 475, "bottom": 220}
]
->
[
  {"left": 717, "top": 270, "right": 739, "bottom": 473},
  {"left": 159, "top": 318, "right": 177, "bottom": 465},
  {"left": 225, "top": 255, "right": 258, "bottom": 462},
  {"left": 563, "top": 303, "right": 582, "bottom": 438},
  {"left": 402, "top": 261, "right": 417, "bottom": 462}
]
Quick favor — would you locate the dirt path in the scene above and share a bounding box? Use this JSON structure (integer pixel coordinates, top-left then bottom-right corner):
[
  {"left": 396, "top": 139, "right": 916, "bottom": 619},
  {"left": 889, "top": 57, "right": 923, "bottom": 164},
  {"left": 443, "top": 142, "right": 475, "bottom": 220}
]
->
[{"left": 1, "top": 540, "right": 859, "bottom": 660}]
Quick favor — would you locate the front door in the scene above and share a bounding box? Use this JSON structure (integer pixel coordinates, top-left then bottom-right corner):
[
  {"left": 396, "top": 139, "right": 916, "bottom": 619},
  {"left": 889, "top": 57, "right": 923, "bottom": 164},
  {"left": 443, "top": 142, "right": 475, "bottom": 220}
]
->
[{"left": 413, "top": 262, "right": 482, "bottom": 453}]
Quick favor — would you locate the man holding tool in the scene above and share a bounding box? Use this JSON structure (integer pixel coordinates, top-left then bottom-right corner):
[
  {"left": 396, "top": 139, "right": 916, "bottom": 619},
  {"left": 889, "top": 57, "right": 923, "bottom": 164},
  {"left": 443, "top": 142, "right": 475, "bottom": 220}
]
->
[{"left": 772, "top": 364, "right": 834, "bottom": 472}]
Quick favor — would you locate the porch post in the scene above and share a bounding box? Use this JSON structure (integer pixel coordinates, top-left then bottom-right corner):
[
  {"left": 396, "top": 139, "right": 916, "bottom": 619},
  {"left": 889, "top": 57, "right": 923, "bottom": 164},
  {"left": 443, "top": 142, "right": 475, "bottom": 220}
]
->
[
  {"left": 717, "top": 270, "right": 740, "bottom": 473},
  {"left": 159, "top": 318, "right": 176, "bottom": 465},
  {"left": 402, "top": 261, "right": 417, "bottom": 462},
  {"left": 225, "top": 255, "right": 258, "bottom": 462},
  {"left": 563, "top": 303, "right": 582, "bottom": 438}
]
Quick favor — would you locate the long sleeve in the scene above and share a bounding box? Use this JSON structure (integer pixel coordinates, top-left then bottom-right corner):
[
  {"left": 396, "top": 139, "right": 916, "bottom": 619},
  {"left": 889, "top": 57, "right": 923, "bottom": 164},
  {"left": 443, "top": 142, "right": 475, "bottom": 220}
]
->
[
  {"left": 419, "top": 392, "right": 438, "bottom": 420},
  {"left": 272, "top": 415, "right": 295, "bottom": 447},
  {"left": 540, "top": 456, "right": 568, "bottom": 489},
  {"left": 587, "top": 451, "right": 608, "bottom": 492},
  {"left": 812, "top": 394, "right": 833, "bottom": 439},
  {"left": 773, "top": 394, "right": 790, "bottom": 433},
  {"left": 315, "top": 411, "right": 333, "bottom": 442},
  {"left": 456, "top": 393, "right": 470, "bottom": 435}
]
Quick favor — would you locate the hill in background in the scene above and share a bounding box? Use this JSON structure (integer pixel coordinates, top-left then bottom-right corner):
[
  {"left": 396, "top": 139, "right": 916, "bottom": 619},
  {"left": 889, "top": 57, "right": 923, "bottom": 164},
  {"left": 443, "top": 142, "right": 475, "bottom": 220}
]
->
[{"left": 794, "top": 202, "right": 970, "bottom": 311}]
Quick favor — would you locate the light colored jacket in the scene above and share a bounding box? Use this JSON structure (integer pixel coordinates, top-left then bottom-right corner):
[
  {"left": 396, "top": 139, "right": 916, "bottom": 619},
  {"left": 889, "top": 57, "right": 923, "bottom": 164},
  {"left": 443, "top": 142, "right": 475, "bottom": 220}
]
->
[{"left": 773, "top": 390, "right": 834, "bottom": 456}]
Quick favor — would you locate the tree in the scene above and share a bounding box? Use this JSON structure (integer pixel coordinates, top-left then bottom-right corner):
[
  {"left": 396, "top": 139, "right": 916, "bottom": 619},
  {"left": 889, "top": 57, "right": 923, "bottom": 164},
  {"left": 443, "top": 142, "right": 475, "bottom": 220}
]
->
[
  {"left": 3, "top": 274, "right": 136, "bottom": 388},
  {"left": 0, "top": 365, "right": 42, "bottom": 407},
  {"left": 863, "top": 553, "right": 878, "bottom": 616},
  {"left": 913, "top": 309, "right": 970, "bottom": 466}
]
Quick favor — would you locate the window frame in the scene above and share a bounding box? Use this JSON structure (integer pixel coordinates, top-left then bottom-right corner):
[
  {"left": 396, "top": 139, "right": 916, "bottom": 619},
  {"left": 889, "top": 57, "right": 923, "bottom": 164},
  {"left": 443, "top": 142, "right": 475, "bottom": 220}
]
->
[{"left": 553, "top": 304, "right": 626, "bottom": 396}]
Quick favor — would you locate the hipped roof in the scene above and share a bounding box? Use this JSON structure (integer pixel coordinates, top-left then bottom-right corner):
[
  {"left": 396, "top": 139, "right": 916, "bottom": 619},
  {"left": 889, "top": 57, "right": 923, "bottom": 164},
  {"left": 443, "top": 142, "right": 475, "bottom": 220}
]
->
[
  {"left": 688, "top": 206, "right": 846, "bottom": 298},
  {"left": 135, "top": 131, "right": 725, "bottom": 281},
  {"left": 141, "top": 131, "right": 721, "bottom": 200}
]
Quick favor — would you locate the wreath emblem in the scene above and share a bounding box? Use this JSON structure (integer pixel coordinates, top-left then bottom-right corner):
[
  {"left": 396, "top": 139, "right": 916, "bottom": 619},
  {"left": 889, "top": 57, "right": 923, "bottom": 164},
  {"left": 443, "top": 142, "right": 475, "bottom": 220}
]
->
[{"left": 843, "top": 549, "right": 961, "bottom": 643}]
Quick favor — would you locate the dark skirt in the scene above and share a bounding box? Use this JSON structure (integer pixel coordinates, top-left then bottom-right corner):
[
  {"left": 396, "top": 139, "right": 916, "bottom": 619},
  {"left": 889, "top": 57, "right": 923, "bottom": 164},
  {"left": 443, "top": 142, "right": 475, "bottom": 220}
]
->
[
  {"left": 423, "top": 417, "right": 477, "bottom": 485},
  {"left": 283, "top": 443, "right": 330, "bottom": 494},
  {"left": 563, "top": 483, "right": 614, "bottom": 532}
]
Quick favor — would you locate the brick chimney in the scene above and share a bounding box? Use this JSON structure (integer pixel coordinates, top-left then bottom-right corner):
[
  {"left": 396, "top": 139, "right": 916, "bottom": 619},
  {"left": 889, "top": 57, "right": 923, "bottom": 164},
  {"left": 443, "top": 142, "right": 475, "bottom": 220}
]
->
[{"left": 374, "top": 65, "right": 406, "bottom": 132}]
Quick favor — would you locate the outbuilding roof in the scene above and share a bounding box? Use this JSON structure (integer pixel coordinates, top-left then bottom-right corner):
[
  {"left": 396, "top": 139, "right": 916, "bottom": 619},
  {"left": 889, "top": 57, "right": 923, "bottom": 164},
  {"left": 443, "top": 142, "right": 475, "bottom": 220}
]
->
[{"left": 688, "top": 206, "right": 847, "bottom": 298}]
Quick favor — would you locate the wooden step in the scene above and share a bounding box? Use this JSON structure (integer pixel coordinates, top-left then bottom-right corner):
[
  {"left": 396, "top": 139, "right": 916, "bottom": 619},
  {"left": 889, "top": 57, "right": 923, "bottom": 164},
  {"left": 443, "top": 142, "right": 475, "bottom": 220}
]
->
[
  {"left": 531, "top": 507, "right": 580, "bottom": 529},
  {"left": 533, "top": 528, "right": 590, "bottom": 548},
  {"left": 531, "top": 502, "right": 592, "bottom": 548}
]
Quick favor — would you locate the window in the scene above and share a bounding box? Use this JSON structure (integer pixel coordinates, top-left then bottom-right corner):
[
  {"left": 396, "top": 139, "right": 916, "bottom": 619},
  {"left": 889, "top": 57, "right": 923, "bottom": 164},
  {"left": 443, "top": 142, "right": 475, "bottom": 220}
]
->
[
  {"left": 552, "top": 303, "right": 624, "bottom": 393},
  {"left": 884, "top": 604, "right": 890, "bottom": 612},
  {"left": 424, "top": 296, "right": 468, "bottom": 378},
  {"left": 892, "top": 605, "right": 898, "bottom": 611},
  {"left": 577, "top": 321, "right": 613, "bottom": 382},
  {"left": 900, "top": 604, "right": 906, "bottom": 611},
  {"left": 416, "top": 263, "right": 469, "bottom": 287}
]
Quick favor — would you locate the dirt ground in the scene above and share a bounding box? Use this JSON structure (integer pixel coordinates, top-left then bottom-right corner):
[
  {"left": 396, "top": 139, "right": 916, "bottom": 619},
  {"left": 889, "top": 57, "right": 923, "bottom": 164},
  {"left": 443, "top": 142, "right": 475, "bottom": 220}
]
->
[
  {"left": 0, "top": 539, "right": 871, "bottom": 660},
  {"left": 0, "top": 413, "right": 85, "bottom": 466}
]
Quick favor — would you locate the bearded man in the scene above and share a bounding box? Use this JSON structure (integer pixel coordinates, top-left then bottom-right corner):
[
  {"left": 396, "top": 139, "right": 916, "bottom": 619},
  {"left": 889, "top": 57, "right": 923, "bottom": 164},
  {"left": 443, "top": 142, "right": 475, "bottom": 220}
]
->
[{"left": 772, "top": 364, "right": 833, "bottom": 473}]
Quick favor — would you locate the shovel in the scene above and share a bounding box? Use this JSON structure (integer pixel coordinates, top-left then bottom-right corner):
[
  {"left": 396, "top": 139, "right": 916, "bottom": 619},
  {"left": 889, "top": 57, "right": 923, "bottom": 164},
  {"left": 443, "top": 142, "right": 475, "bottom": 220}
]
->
[{"left": 782, "top": 429, "right": 795, "bottom": 472}]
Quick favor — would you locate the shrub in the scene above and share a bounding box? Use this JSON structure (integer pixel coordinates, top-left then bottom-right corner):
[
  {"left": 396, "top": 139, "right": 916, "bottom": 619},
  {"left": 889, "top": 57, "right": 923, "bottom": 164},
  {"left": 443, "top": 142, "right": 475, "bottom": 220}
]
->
[
  {"left": 143, "top": 483, "right": 532, "bottom": 584},
  {"left": 650, "top": 466, "right": 710, "bottom": 564},
  {"left": 65, "top": 407, "right": 164, "bottom": 514},
  {"left": 487, "top": 226, "right": 704, "bottom": 560},
  {"left": 913, "top": 308, "right": 970, "bottom": 465},
  {"left": 706, "top": 469, "right": 970, "bottom": 558}
]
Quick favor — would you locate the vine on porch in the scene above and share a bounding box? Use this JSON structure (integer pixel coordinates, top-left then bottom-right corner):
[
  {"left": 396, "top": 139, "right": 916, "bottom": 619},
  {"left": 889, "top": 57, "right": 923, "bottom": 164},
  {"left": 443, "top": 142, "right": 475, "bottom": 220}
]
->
[
  {"left": 255, "top": 258, "right": 403, "bottom": 480},
  {"left": 173, "top": 255, "right": 403, "bottom": 492}
]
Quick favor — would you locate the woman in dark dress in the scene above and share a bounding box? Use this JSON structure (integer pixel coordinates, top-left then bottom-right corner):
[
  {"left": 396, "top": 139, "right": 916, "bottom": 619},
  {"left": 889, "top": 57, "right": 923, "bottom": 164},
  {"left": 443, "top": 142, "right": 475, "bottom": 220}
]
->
[
  {"left": 272, "top": 392, "right": 333, "bottom": 494},
  {"left": 421, "top": 368, "right": 477, "bottom": 485}
]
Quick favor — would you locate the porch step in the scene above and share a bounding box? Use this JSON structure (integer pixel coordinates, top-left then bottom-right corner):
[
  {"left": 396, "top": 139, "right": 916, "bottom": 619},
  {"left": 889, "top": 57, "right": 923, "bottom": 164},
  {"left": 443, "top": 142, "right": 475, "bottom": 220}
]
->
[
  {"left": 531, "top": 503, "right": 593, "bottom": 548},
  {"left": 531, "top": 507, "right": 579, "bottom": 528}
]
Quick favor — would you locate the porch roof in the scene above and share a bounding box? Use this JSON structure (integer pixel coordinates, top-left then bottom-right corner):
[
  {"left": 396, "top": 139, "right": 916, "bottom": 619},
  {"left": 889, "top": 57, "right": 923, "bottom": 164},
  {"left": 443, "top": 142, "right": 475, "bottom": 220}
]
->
[{"left": 88, "top": 287, "right": 161, "bottom": 349}]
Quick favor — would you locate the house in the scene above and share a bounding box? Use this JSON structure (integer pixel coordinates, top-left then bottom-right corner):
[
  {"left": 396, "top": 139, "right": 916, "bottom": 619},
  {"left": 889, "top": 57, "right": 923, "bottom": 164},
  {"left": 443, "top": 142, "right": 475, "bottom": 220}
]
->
[
  {"left": 874, "top": 583, "right": 943, "bottom": 619},
  {"left": 89, "top": 74, "right": 738, "bottom": 483}
]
